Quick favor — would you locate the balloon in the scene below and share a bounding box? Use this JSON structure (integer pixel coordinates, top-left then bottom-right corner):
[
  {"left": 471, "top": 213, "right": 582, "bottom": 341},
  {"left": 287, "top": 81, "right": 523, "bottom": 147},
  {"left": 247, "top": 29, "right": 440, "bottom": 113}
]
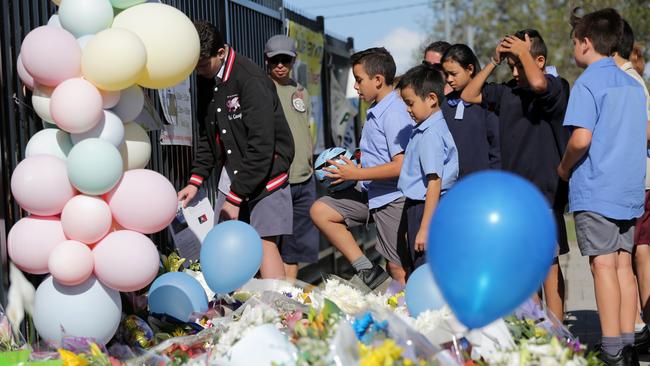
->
[
  {"left": 33, "top": 275, "right": 121, "bottom": 346},
  {"left": 61, "top": 195, "right": 112, "bottom": 244},
  {"left": 110, "top": 85, "right": 143, "bottom": 122},
  {"left": 32, "top": 83, "right": 55, "bottom": 123},
  {"left": 82, "top": 28, "right": 146, "bottom": 91},
  {"left": 77, "top": 35, "right": 94, "bottom": 50},
  {"left": 16, "top": 54, "right": 34, "bottom": 90},
  {"left": 52, "top": 0, "right": 61, "bottom": 5},
  {"left": 50, "top": 78, "right": 103, "bottom": 133},
  {"left": 47, "top": 14, "right": 62, "bottom": 28},
  {"left": 110, "top": 0, "right": 146, "bottom": 9},
  {"left": 71, "top": 110, "right": 124, "bottom": 147},
  {"left": 43, "top": 121, "right": 59, "bottom": 129},
  {"left": 106, "top": 169, "right": 176, "bottom": 234},
  {"left": 25, "top": 128, "right": 72, "bottom": 161},
  {"left": 119, "top": 122, "right": 151, "bottom": 170},
  {"left": 100, "top": 89, "right": 120, "bottom": 109},
  {"left": 226, "top": 324, "right": 298, "bottom": 366},
  {"left": 427, "top": 171, "right": 556, "bottom": 329},
  {"left": 93, "top": 230, "right": 159, "bottom": 292},
  {"left": 405, "top": 266, "right": 446, "bottom": 317},
  {"left": 148, "top": 272, "right": 209, "bottom": 321},
  {"left": 10, "top": 155, "right": 75, "bottom": 216},
  {"left": 200, "top": 221, "right": 263, "bottom": 294},
  {"left": 20, "top": 26, "right": 81, "bottom": 87},
  {"left": 8, "top": 216, "right": 66, "bottom": 274},
  {"left": 48, "top": 240, "right": 94, "bottom": 286},
  {"left": 67, "top": 138, "right": 123, "bottom": 195},
  {"left": 112, "top": 3, "right": 200, "bottom": 89},
  {"left": 58, "top": 0, "right": 113, "bottom": 37}
]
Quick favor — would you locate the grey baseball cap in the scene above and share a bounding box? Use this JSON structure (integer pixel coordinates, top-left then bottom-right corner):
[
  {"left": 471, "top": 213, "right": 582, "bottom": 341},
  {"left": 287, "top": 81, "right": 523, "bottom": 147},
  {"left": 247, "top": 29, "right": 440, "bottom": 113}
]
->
[{"left": 264, "top": 35, "right": 296, "bottom": 58}]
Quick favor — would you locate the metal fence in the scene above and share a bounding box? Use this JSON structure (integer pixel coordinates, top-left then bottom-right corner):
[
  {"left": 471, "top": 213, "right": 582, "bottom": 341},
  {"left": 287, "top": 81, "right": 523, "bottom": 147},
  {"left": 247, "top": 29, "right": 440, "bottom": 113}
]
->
[{"left": 0, "top": 0, "right": 360, "bottom": 296}]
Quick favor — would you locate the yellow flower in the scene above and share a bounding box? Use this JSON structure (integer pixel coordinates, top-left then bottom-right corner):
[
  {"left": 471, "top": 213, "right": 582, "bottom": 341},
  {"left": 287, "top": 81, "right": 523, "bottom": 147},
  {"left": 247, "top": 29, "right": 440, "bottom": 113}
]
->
[
  {"left": 89, "top": 343, "right": 103, "bottom": 358},
  {"left": 58, "top": 349, "right": 89, "bottom": 366},
  {"left": 534, "top": 326, "right": 547, "bottom": 338},
  {"left": 359, "top": 339, "right": 405, "bottom": 366}
]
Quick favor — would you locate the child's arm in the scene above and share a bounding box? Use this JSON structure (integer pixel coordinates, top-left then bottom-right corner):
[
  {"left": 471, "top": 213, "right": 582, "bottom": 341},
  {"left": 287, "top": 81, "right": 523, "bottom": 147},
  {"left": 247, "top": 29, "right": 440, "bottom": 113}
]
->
[
  {"left": 499, "top": 34, "right": 547, "bottom": 93},
  {"left": 325, "top": 154, "right": 404, "bottom": 184},
  {"left": 557, "top": 127, "right": 592, "bottom": 181},
  {"left": 415, "top": 175, "right": 442, "bottom": 252},
  {"left": 461, "top": 42, "right": 505, "bottom": 104}
]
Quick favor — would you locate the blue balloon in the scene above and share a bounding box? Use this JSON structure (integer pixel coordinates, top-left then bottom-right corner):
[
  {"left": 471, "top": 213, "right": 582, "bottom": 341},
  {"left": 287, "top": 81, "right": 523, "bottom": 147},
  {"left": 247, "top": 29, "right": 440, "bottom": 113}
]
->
[
  {"left": 200, "top": 220, "right": 263, "bottom": 294},
  {"left": 427, "top": 171, "right": 556, "bottom": 329},
  {"left": 148, "top": 272, "right": 208, "bottom": 321},
  {"left": 405, "top": 266, "right": 445, "bottom": 317}
]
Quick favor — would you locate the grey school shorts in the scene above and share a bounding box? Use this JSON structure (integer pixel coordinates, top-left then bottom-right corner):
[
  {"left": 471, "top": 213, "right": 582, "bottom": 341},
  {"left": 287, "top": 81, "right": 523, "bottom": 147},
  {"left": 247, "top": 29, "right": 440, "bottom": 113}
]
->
[
  {"left": 215, "top": 185, "right": 293, "bottom": 238},
  {"left": 574, "top": 211, "right": 635, "bottom": 256},
  {"left": 318, "top": 188, "right": 408, "bottom": 267}
]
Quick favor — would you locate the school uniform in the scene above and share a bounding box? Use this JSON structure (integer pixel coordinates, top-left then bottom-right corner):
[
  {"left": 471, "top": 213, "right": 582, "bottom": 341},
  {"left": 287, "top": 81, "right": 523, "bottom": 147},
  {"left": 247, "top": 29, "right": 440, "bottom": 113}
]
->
[
  {"left": 398, "top": 110, "right": 458, "bottom": 269},
  {"left": 442, "top": 90, "right": 500, "bottom": 178},
  {"left": 563, "top": 57, "right": 647, "bottom": 256}
]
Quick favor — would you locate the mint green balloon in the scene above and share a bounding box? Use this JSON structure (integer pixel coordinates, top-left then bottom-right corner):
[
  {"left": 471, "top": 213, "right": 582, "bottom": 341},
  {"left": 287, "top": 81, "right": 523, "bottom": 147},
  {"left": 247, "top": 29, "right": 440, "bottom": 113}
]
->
[
  {"left": 110, "top": 0, "right": 146, "bottom": 10},
  {"left": 67, "top": 138, "right": 123, "bottom": 195},
  {"left": 58, "top": 0, "right": 113, "bottom": 37}
]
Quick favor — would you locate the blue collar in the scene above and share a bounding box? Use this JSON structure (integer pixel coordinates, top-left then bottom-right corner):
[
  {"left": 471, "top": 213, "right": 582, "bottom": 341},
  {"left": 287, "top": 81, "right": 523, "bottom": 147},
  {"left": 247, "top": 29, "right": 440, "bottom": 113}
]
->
[
  {"left": 447, "top": 98, "right": 471, "bottom": 108},
  {"left": 367, "top": 90, "right": 398, "bottom": 119},
  {"left": 414, "top": 110, "right": 444, "bottom": 132}
]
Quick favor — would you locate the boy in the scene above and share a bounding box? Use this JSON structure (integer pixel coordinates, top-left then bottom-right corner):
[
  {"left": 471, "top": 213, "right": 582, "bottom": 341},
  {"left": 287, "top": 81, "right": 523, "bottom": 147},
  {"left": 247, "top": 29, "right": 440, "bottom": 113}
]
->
[
  {"left": 264, "top": 34, "right": 319, "bottom": 280},
  {"left": 397, "top": 63, "right": 458, "bottom": 269},
  {"left": 461, "top": 29, "right": 571, "bottom": 322},
  {"left": 178, "top": 21, "right": 295, "bottom": 279},
  {"left": 558, "top": 8, "right": 647, "bottom": 364},
  {"left": 310, "top": 47, "right": 412, "bottom": 287}
]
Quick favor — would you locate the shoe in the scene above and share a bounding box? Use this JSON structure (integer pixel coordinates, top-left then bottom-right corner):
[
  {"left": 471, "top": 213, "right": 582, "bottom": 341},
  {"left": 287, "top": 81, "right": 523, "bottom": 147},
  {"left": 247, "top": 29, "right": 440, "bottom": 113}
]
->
[
  {"left": 622, "top": 345, "right": 640, "bottom": 366},
  {"left": 634, "top": 326, "right": 650, "bottom": 353},
  {"left": 595, "top": 345, "right": 624, "bottom": 366},
  {"left": 356, "top": 265, "right": 390, "bottom": 290}
]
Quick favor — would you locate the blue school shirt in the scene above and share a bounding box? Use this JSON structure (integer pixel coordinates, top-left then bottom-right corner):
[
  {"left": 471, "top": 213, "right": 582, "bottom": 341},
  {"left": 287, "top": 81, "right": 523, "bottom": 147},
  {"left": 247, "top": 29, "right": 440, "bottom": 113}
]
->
[
  {"left": 442, "top": 90, "right": 501, "bottom": 178},
  {"left": 563, "top": 57, "right": 648, "bottom": 220},
  {"left": 398, "top": 110, "right": 459, "bottom": 200},
  {"left": 359, "top": 91, "right": 413, "bottom": 209}
]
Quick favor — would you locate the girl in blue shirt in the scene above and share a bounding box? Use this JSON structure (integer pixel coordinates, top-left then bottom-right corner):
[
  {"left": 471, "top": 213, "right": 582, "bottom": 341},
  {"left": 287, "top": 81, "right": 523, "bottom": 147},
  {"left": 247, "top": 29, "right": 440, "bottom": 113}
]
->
[{"left": 441, "top": 44, "right": 500, "bottom": 178}]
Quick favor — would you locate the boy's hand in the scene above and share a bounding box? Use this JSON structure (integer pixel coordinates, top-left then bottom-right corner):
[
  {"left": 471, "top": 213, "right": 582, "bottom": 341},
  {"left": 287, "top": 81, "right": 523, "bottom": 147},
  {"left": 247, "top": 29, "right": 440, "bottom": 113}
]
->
[
  {"left": 557, "top": 164, "right": 570, "bottom": 182},
  {"left": 500, "top": 34, "right": 532, "bottom": 58},
  {"left": 178, "top": 185, "right": 199, "bottom": 208},
  {"left": 324, "top": 155, "right": 361, "bottom": 185},
  {"left": 492, "top": 43, "right": 504, "bottom": 65},
  {"left": 415, "top": 227, "right": 428, "bottom": 252},
  {"left": 219, "top": 201, "right": 240, "bottom": 221}
]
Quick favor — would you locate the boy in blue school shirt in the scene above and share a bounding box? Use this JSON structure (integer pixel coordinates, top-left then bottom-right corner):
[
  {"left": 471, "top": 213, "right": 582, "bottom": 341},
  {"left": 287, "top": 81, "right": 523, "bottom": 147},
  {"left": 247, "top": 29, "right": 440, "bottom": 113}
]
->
[
  {"left": 397, "top": 63, "right": 459, "bottom": 269},
  {"left": 557, "top": 8, "right": 648, "bottom": 365},
  {"left": 311, "top": 47, "right": 413, "bottom": 288}
]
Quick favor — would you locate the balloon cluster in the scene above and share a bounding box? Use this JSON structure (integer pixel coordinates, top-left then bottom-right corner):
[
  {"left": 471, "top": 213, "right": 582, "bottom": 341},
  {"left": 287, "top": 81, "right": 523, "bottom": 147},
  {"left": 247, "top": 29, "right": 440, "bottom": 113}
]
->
[{"left": 9, "top": 0, "right": 200, "bottom": 346}]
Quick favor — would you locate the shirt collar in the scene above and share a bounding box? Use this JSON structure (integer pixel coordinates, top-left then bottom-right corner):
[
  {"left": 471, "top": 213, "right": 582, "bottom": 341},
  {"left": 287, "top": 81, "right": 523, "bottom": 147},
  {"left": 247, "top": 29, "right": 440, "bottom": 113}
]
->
[
  {"left": 367, "top": 90, "right": 398, "bottom": 119},
  {"left": 621, "top": 61, "right": 635, "bottom": 72},
  {"left": 215, "top": 46, "right": 236, "bottom": 84},
  {"left": 414, "top": 110, "right": 444, "bottom": 132},
  {"left": 588, "top": 57, "right": 615, "bottom": 70}
]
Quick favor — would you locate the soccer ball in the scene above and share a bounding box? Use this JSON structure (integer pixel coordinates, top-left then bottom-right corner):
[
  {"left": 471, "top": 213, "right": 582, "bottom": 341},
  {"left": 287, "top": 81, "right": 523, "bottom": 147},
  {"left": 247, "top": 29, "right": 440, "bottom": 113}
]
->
[{"left": 314, "top": 147, "right": 357, "bottom": 192}]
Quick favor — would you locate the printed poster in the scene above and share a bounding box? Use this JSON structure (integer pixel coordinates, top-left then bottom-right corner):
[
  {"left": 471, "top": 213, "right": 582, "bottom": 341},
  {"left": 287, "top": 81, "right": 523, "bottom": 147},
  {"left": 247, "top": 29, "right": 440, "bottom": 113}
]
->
[{"left": 159, "top": 77, "right": 193, "bottom": 146}]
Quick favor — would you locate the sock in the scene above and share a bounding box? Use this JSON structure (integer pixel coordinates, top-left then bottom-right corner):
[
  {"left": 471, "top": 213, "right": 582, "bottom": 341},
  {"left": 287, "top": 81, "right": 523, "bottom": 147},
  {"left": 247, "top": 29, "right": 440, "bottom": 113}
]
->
[
  {"left": 622, "top": 332, "right": 635, "bottom": 346},
  {"left": 635, "top": 323, "right": 646, "bottom": 332},
  {"left": 602, "top": 336, "right": 623, "bottom": 355},
  {"left": 352, "top": 256, "right": 373, "bottom": 272}
]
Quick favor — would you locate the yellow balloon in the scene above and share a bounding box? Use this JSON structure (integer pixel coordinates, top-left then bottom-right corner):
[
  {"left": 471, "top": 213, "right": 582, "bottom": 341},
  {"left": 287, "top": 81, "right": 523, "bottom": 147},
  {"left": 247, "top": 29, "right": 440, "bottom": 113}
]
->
[
  {"left": 82, "top": 28, "right": 146, "bottom": 91},
  {"left": 119, "top": 122, "right": 151, "bottom": 170},
  {"left": 111, "top": 3, "right": 199, "bottom": 89}
]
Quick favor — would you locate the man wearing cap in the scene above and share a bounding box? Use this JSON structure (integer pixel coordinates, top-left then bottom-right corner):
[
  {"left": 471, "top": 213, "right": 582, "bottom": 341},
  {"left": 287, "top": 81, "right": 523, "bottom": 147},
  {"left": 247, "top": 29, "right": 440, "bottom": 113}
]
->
[
  {"left": 265, "top": 35, "right": 319, "bottom": 280},
  {"left": 178, "top": 21, "right": 295, "bottom": 279}
]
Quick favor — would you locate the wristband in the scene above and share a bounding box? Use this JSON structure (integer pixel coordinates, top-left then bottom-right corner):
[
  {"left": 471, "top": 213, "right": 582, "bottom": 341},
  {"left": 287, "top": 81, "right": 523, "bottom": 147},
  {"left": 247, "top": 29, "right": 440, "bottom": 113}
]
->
[{"left": 490, "top": 58, "right": 500, "bottom": 67}]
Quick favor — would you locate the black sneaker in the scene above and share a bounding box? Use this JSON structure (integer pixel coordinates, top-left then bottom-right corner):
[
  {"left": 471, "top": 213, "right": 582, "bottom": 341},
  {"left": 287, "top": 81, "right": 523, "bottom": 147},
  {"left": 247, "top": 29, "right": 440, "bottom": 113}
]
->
[
  {"left": 595, "top": 345, "right": 625, "bottom": 366},
  {"left": 634, "top": 326, "right": 650, "bottom": 353},
  {"left": 622, "top": 345, "right": 640, "bottom": 366},
  {"left": 357, "top": 265, "right": 390, "bottom": 290}
]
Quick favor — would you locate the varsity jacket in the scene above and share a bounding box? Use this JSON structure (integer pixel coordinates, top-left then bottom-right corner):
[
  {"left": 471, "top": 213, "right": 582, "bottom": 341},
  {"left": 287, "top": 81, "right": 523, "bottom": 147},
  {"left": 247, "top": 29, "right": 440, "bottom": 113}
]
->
[{"left": 188, "top": 47, "right": 295, "bottom": 206}]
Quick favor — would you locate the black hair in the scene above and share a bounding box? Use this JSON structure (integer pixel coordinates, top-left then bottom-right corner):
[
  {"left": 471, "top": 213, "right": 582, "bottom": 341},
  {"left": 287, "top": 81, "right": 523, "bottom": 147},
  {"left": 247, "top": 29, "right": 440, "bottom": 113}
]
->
[
  {"left": 424, "top": 41, "right": 451, "bottom": 56},
  {"left": 514, "top": 29, "right": 547, "bottom": 59},
  {"left": 397, "top": 63, "right": 446, "bottom": 103},
  {"left": 194, "top": 20, "right": 225, "bottom": 59},
  {"left": 570, "top": 7, "right": 623, "bottom": 56},
  {"left": 441, "top": 44, "right": 481, "bottom": 77},
  {"left": 350, "top": 47, "right": 396, "bottom": 85},
  {"left": 615, "top": 19, "right": 634, "bottom": 59}
]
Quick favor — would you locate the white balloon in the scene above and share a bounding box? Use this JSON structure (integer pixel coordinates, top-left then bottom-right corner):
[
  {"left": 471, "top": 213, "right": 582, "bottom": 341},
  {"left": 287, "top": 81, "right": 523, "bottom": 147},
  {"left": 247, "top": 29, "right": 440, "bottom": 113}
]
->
[
  {"left": 226, "top": 324, "right": 298, "bottom": 366},
  {"left": 32, "top": 83, "right": 55, "bottom": 123},
  {"left": 25, "top": 129, "right": 73, "bottom": 160},
  {"left": 47, "top": 14, "right": 62, "bottom": 28},
  {"left": 71, "top": 110, "right": 124, "bottom": 147},
  {"left": 110, "top": 85, "right": 144, "bottom": 122},
  {"left": 119, "top": 122, "right": 151, "bottom": 170},
  {"left": 77, "top": 35, "right": 94, "bottom": 50},
  {"left": 100, "top": 89, "right": 120, "bottom": 109}
]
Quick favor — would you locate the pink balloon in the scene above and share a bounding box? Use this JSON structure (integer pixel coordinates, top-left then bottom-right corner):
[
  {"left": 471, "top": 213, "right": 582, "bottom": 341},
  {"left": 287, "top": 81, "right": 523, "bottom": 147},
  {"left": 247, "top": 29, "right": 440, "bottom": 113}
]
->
[
  {"left": 61, "top": 195, "right": 112, "bottom": 244},
  {"left": 11, "top": 155, "right": 76, "bottom": 216},
  {"left": 8, "top": 216, "right": 66, "bottom": 274},
  {"left": 93, "top": 230, "right": 159, "bottom": 292},
  {"left": 20, "top": 26, "right": 81, "bottom": 87},
  {"left": 106, "top": 169, "right": 177, "bottom": 234},
  {"left": 48, "top": 240, "right": 94, "bottom": 286},
  {"left": 17, "top": 54, "right": 34, "bottom": 90},
  {"left": 50, "top": 78, "right": 103, "bottom": 133}
]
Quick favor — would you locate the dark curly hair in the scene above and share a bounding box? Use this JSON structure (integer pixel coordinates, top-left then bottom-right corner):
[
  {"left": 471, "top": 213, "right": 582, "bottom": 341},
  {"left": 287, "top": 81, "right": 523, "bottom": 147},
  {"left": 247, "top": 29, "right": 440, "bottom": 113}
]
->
[{"left": 194, "top": 20, "right": 225, "bottom": 59}]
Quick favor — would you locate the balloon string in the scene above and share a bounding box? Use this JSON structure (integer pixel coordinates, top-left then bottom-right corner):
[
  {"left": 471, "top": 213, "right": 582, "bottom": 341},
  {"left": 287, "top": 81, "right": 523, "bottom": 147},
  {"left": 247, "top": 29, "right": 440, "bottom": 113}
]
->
[{"left": 13, "top": 94, "right": 35, "bottom": 113}]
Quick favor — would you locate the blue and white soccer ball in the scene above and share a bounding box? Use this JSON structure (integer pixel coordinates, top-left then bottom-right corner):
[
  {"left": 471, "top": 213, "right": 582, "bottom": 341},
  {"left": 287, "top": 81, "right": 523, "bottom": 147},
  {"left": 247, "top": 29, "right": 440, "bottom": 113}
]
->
[{"left": 314, "top": 147, "right": 357, "bottom": 192}]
